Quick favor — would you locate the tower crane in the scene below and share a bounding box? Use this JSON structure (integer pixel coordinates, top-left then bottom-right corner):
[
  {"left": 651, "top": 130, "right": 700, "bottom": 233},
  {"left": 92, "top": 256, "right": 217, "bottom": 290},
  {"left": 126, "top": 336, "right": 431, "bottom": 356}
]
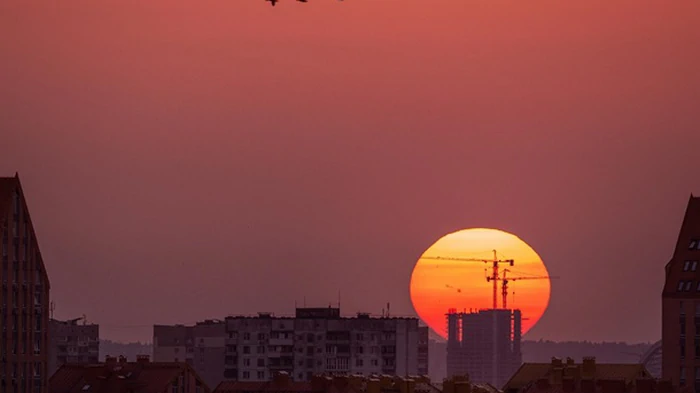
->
[
  {"left": 487, "top": 268, "right": 558, "bottom": 309},
  {"left": 420, "top": 250, "right": 514, "bottom": 309}
]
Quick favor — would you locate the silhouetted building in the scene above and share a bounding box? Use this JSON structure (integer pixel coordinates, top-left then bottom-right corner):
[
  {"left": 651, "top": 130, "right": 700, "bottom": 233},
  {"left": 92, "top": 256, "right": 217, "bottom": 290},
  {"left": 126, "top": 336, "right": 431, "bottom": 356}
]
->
[
  {"left": 154, "top": 308, "right": 429, "bottom": 386},
  {"left": 48, "top": 317, "right": 100, "bottom": 376},
  {"left": 446, "top": 308, "right": 521, "bottom": 387},
  {"left": 49, "top": 355, "right": 211, "bottom": 393},
  {"left": 503, "top": 357, "right": 652, "bottom": 393},
  {"left": 153, "top": 319, "right": 225, "bottom": 389},
  {"left": 662, "top": 195, "right": 700, "bottom": 390},
  {"left": 0, "top": 174, "right": 51, "bottom": 393},
  {"left": 214, "top": 374, "right": 448, "bottom": 393}
]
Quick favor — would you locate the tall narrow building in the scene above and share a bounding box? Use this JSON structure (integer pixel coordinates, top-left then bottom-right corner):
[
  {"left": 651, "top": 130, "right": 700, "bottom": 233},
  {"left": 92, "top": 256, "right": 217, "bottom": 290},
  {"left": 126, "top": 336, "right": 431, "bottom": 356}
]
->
[
  {"left": 0, "top": 174, "right": 51, "bottom": 393},
  {"left": 662, "top": 195, "right": 700, "bottom": 390},
  {"left": 445, "top": 308, "right": 521, "bottom": 388}
]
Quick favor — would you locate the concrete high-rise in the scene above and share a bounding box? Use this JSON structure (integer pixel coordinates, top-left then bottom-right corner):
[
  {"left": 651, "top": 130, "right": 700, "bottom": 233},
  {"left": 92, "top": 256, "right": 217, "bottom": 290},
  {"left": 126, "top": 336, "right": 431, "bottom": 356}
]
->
[
  {"left": 0, "top": 174, "right": 51, "bottom": 393},
  {"left": 48, "top": 317, "right": 99, "bottom": 376},
  {"left": 153, "top": 308, "right": 429, "bottom": 387},
  {"left": 662, "top": 195, "right": 700, "bottom": 390},
  {"left": 446, "top": 308, "right": 521, "bottom": 388}
]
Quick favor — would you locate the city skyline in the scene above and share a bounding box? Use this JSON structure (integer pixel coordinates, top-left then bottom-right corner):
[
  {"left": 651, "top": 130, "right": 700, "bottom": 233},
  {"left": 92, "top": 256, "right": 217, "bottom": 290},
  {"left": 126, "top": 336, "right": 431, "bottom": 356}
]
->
[{"left": 2, "top": 0, "right": 700, "bottom": 344}]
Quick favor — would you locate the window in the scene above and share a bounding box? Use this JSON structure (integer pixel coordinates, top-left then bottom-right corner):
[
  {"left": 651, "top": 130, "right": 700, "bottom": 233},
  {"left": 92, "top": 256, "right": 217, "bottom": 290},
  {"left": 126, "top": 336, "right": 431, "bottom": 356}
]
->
[
  {"left": 257, "top": 358, "right": 265, "bottom": 367},
  {"left": 680, "top": 281, "right": 688, "bottom": 291},
  {"left": 693, "top": 261, "right": 699, "bottom": 272},
  {"left": 695, "top": 339, "right": 700, "bottom": 359},
  {"left": 681, "top": 367, "right": 687, "bottom": 386},
  {"left": 242, "top": 371, "right": 250, "bottom": 380},
  {"left": 356, "top": 359, "right": 363, "bottom": 367},
  {"left": 243, "top": 346, "right": 250, "bottom": 354},
  {"left": 681, "top": 339, "right": 686, "bottom": 359},
  {"left": 371, "top": 359, "right": 378, "bottom": 367},
  {"left": 685, "top": 261, "right": 692, "bottom": 271},
  {"left": 257, "top": 371, "right": 265, "bottom": 380},
  {"left": 257, "top": 346, "right": 265, "bottom": 354},
  {"left": 687, "top": 281, "right": 693, "bottom": 291},
  {"left": 243, "top": 359, "right": 251, "bottom": 367},
  {"left": 243, "top": 333, "right": 250, "bottom": 341}
]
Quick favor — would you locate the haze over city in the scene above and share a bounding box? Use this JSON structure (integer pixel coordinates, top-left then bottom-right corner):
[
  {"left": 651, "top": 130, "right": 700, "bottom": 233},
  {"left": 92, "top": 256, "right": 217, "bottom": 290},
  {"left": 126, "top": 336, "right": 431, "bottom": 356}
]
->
[{"left": 2, "top": 0, "right": 700, "bottom": 346}]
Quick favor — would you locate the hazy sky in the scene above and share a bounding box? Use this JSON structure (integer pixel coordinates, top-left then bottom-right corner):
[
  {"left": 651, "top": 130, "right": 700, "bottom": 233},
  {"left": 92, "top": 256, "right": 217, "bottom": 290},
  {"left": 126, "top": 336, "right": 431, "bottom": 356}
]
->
[{"left": 2, "top": 0, "right": 700, "bottom": 343}]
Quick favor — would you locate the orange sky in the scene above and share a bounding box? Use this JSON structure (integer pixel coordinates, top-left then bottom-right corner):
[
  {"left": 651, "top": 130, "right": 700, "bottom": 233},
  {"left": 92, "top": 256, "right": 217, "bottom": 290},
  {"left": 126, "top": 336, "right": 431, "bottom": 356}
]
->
[
  {"left": 1, "top": 0, "right": 700, "bottom": 343},
  {"left": 410, "top": 228, "right": 550, "bottom": 338}
]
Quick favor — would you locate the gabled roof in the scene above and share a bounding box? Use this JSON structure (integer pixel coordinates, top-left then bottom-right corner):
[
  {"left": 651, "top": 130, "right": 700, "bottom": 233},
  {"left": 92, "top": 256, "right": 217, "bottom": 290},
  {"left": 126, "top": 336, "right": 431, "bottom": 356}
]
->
[
  {"left": 503, "top": 363, "right": 650, "bottom": 392},
  {"left": 50, "top": 362, "right": 210, "bottom": 393},
  {"left": 215, "top": 381, "right": 317, "bottom": 393}
]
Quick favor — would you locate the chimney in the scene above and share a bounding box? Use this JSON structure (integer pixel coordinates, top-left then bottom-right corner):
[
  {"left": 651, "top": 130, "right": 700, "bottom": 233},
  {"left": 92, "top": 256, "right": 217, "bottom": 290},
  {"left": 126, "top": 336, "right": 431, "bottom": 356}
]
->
[
  {"left": 562, "top": 378, "right": 576, "bottom": 393},
  {"left": 367, "top": 379, "right": 381, "bottom": 393},
  {"left": 454, "top": 382, "right": 472, "bottom": 393},
  {"left": 581, "top": 379, "right": 595, "bottom": 393},
  {"left": 552, "top": 358, "right": 564, "bottom": 367},
  {"left": 136, "top": 355, "right": 150, "bottom": 364},
  {"left": 550, "top": 367, "right": 564, "bottom": 386},
  {"left": 118, "top": 355, "right": 127, "bottom": 364},
  {"left": 105, "top": 356, "right": 117, "bottom": 365},
  {"left": 566, "top": 358, "right": 575, "bottom": 366},
  {"left": 582, "top": 357, "right": 596, "bottom": 378},
  {"left": 443, "top": 380, "right": 455, "bottom": 393},
  {"left": 274, "top": 371, "right": 290, "bottom": 387},
  {"left": 635, "top": 379, "right": 655, "bottom": 393},
  {"left": 399, "top": 378, "right": 416, "bottom": 393}
]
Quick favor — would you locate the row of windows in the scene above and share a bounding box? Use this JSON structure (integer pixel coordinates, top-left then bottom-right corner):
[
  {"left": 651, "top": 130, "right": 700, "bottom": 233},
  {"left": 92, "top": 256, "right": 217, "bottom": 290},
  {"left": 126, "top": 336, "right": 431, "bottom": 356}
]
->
[
  {"left": 677, "top": 281, "right": 699, "bottom": 292},
  {"left": 684, "top": 261, "right": 700, "bottom": 272},
  {"left": 690, "top": 239, "right": 700, "bottom": 251},
  {"left": 679, "top": 366, "right": 700, "bottom": 384}
]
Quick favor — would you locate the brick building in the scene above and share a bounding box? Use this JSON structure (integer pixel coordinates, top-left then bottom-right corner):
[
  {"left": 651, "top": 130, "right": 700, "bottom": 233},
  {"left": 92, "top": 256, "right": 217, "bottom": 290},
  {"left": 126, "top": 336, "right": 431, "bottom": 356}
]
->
[
  {"left": 503, "top": 357, "right": 653, "bottom": 393},
  {"left": 0, "top": 174, "right": 51, "bottom": 393},
  {"left": 49, "top": 355, "right": 211, "bottom": 393},
  {"left": 662, "top": 195, "right": 700, "bottom": 390}
]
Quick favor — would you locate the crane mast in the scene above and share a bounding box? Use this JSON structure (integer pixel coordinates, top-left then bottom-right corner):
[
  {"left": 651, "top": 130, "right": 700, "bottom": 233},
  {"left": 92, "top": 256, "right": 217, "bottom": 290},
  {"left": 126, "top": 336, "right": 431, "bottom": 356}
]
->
[
  {"left": 421, "top": 249, "right": 514, "bottom": 309},
  {"left": 488, "top": 268, "right": 558, "bottom": 308}
]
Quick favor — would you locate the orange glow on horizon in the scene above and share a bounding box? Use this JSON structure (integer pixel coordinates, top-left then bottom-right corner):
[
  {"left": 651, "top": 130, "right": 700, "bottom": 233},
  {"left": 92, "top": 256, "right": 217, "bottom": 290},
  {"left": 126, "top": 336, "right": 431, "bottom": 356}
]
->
[{"left": 409, "top": 228, "right": 551, "bottom": 339}]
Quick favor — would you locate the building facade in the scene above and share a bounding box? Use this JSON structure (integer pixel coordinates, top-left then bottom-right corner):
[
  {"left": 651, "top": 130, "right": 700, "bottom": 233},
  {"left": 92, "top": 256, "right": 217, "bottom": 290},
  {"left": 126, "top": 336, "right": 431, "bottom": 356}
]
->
[
  {"left": 154, "top": 308, "right": 429, "bottom": 387},
  {"left": 0, "top": 174, "right": 51, "bottom": 393},
  {"left": 662, "top": 195, "right": 700, "bottom": 390},
  {"left": 446, "top": 308, "right": 521, "bottom": 388},
  {"left": 153, "top": 319, "right": 226, "bottom": 389},
  {"left": 48, "top": 317, "right": 100, "bottom": 376}
]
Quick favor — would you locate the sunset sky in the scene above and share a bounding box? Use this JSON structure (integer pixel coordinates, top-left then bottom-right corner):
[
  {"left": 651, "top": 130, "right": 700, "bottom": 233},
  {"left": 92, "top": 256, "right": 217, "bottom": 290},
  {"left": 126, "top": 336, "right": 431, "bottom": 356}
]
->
[
  {"left": 1, "top": 0, "right": 700, "bottom": 343},
  {"left": 410, "top": 228, "right": 551, "bottom": 338}
]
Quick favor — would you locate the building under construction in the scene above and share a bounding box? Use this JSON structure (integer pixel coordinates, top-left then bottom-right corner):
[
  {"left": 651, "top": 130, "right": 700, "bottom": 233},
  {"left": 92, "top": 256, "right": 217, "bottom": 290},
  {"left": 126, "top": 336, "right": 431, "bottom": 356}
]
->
[{"left": 446, "top": 308, "right": 522, "bottom": 388}]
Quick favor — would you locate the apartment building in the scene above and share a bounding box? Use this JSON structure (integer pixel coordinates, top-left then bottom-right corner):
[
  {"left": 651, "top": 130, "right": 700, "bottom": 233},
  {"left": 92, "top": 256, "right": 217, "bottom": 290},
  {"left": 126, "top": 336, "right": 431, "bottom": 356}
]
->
[
  {"left": 0, "top": 174, "right": 51, "bottom": 393},
  {"left": 154, "top": 308, "right": 429, "bottom": 387},
  {"left": 153, "top": 319, "right": 225, "bottom": 389},
  {"left": 48, "top": 317, "right": 99, "bottom": 376}
]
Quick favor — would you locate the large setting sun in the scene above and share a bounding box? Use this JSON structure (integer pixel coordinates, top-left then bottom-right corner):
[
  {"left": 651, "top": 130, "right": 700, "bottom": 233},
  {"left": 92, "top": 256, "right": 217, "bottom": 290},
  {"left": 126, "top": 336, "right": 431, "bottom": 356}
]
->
[{"left": 410, "top": 228, "right": 551, "bottom": 339}]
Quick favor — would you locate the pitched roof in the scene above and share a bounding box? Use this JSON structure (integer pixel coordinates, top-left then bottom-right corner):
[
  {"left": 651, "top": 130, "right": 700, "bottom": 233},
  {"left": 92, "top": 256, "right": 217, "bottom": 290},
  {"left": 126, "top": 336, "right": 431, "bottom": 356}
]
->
[
  {"left": 214, "top": 381, "right": 318, "bottom": 393},
  {"left": 50, "top": 361, "right": 210, "bottom": 393},
  {"left": 503, "top": 363, "right": 651, "bottom": 392}
]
